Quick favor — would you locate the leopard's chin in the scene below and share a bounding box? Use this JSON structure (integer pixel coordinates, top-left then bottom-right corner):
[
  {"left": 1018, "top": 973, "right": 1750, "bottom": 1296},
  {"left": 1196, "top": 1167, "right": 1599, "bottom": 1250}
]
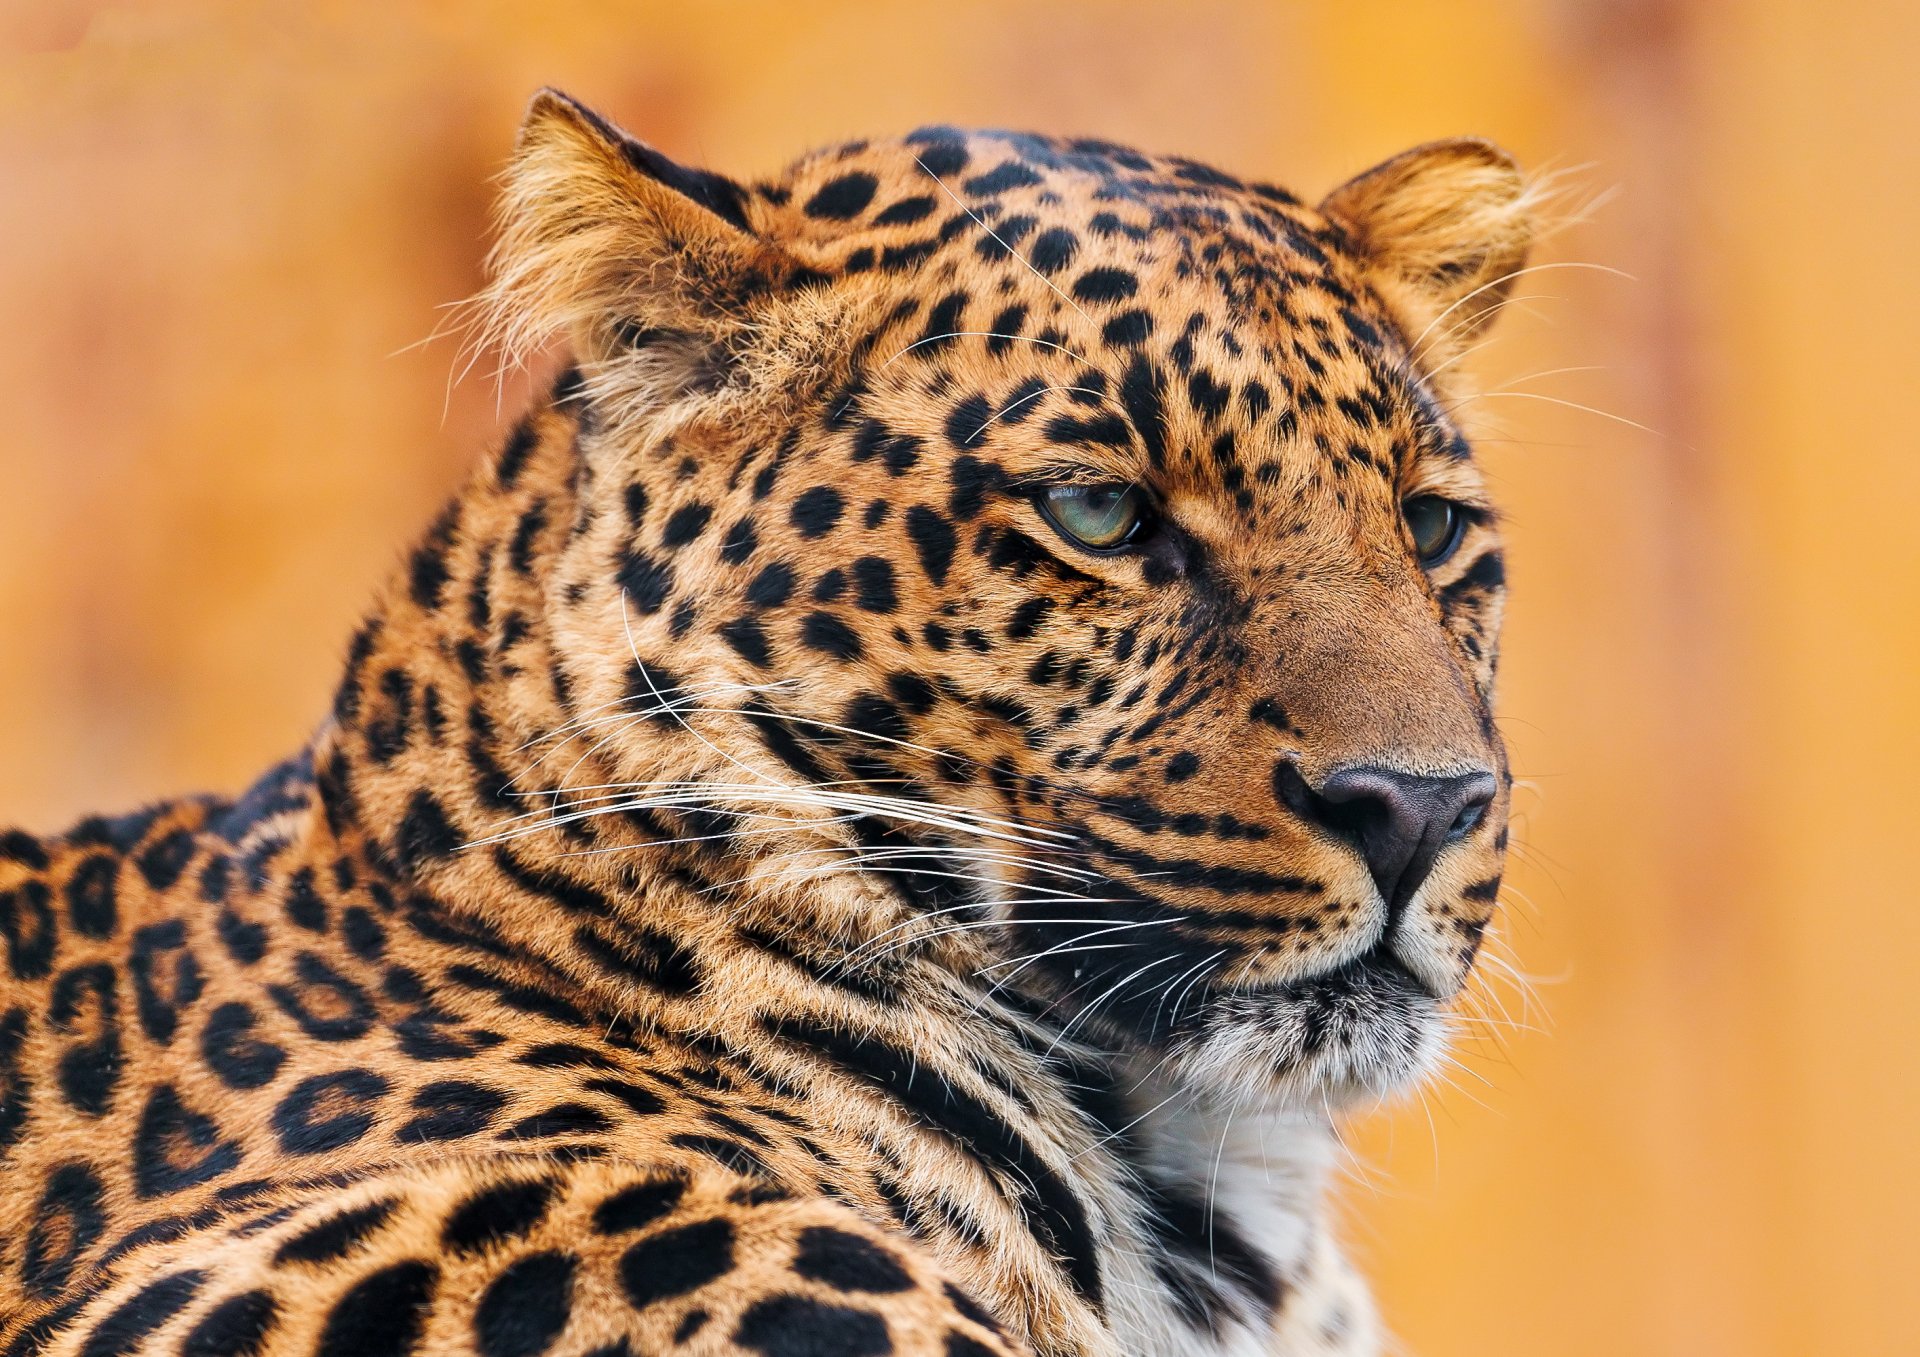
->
[{"left": 1165, "top": 949, "right": 1450, "bottom": 1107}]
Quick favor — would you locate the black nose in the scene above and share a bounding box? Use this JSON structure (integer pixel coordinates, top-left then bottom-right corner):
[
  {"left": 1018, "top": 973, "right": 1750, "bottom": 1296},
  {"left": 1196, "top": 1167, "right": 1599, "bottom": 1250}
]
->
[{"left": 1276, "top": 763, "right": 1497, "bottom": 914}]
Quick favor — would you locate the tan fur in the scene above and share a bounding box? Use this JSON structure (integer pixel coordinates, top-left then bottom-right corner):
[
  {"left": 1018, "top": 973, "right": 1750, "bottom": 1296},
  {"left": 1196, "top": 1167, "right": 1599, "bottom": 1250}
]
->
[{"left": 0, "top": 94, "right": 1533, "bottom": 1357}]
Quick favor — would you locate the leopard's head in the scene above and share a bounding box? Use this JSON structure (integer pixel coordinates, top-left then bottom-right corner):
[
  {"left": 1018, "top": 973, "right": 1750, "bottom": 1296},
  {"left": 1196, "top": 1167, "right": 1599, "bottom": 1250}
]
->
[{"left": 490, "top": 92, "right": 1533, "bottom": 1106}]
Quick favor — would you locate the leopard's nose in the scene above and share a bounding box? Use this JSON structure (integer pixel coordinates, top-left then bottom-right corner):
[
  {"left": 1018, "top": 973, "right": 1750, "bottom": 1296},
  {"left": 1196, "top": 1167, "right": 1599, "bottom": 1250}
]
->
[{"left": 1276, "top": 762, "right": 1496, "bottom": 913}]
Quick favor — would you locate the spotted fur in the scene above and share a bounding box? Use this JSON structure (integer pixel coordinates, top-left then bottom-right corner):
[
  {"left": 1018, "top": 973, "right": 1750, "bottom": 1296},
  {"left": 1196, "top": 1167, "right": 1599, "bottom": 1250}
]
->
[{"left": 0, "top": 90, "right": 1534, "bottom": 1357}]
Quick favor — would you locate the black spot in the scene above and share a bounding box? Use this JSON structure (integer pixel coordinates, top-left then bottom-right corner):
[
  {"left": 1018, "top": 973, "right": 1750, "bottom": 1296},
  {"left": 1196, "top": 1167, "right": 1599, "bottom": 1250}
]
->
[
  {"left": 395, "top": 791, "right": 458, "bottom": 869},
  {"left": 1101, "top": 310, "right": 1153, "bottom": 346},
  {"left": 130, "top": 919, "right": 202, "bottom": 1044},
  {"left": 571, "top": 923, "right": 703, "bottom": 995},
  {"left": 964, "top": 161, "right": 1042, "bottom": 196},
  {"left": 850, "top": 557, "right": 899, "bottom": 614},
  {"left": 619, "top": 1216, "right": 735, "bottom": 1307},
  {"left": 198, "top": 854, "right": 230, "bottom": 903},
  {"left": 583, "top": 1078, "right": 669, "bottom": 1118},
  {"left": 1042, "top": 412, "right": 1132, "bottom": 448},
  {"left": 811, "top": 569, "right": 847, "bottom": 603},
  {"left": 842, "top": 694, "right": 909, "bottom": 746},
  {"left": 201, "top": 1002, "right": 285, "bottom": 1091},
  {"left": 1165, "top": 752, "right": 1201, "bottom": 783},
  {"left": 801, "top": 612, "right": 863, "bottom": 661},
  {"left": 267, "top": 952, "right": 374, "bottom": 1042},
  {"left": 343, "top": 906, "right": 386, "bottom": 960},
  {"left": 945, "top": 396, "right": 992, "bottom": 450},
  {"left": 78, "top": 1269, "right": 207, "bottom": 1357},
  {"left": 905, "top": 506, "right": 958, "bottom": 585},
  {"left": 182, "top": 1291, "right": 278, "bottom": 1357},
  {"left": 65, "top": 855, "right": 118, "bottom": 937},
  {"left": 1119, "top": 354, "right": 1169, "bottom": 469},
  {"left": 135, "top": 829, "right": 195, "bottom": 891},
  {"left": 217, "top": 909, "right": 267, "bottom": 966},
  {"left": 746, "top": 561, "right": 796, "bottom": 608},
  {"left": 283, "top": 869, "right": 328, "bottom": 933},
  {"left": 1028, "top": 227, "right": 1078, "bottom": 274},
  {"left": 502, "top": 1102, "right": 613, "bottom": 1139},
  {"left": 793, "top": 1226, "right": 914, "bottom": 1293},
  {"left": 496, "top": 419, "right": 538, "bottom": 489},
  {"left": 882, "top": 437, "right": 922, "bottom": 476},
  {"left": 492, "top": 849, "right": 616, "bottom": 921},
  {"left": 719, "top": 518, "right": 758, "bottom": 565},
  {"left": 920, "top": 291, "right": 968, "bottom": 352},
  {"left": 1072, "top": 268, "right": 1138, "bottom": 303},
  {"left": 49, "top": 961, "right": 121, "bottom": 1116},
  {"left": 1186, "top": 369, "right": 1230, "bottom": 422},
  {"left": 475, "top": 1251, "right": 576, "bottom": 1357},
  {"left": 273, "top": 1069, "right": 388, "bottom": 1155},
  {"left": 804, "top": 172, "right": 878, "bottom": 219},
  {"left": 720, "top": 617, "right": 773, "bottom": 668},
  {"left": 881, "top": 239, "right": 937, "bottom": 271},
  {"left": 1437, "top": 549, "right": 1507, "bottom": 607},
  {"left": 509, "top": 501, "right": 549, "bottom": 575},
  {"left": 594, "top": 1177, "right": 686, "bottom": 1235},
  {"left": 443, "top": 964, "right": 587, "bottom": 1027},
  {"left": 617, "top": 551, "right": 676, "bottom": 615},
  {"left": 1247, "top": 697, "right": 1290, "bottom": 731},
  {"left": 0, "top": 1005, "right": 28, "bottom": 1150},
  {"left": 1005, "top": 597, "right": 1053, "bottom": 641},
  {"left": 0, "top": 828, "right": 47, "bottom": 869},
  {"left": 911, "top": 134, "right": 970, "bottom": 179},
  {"left": 734, "top": 1295, "right": 891, "bottom": 1357},
  {"left": 409, "top": 539, "right": 452, "bottom": 613},
  {"left": 22, "top": 1163, "right": 105, "bottom": 1297},
  {"left": 0, "top": 880, "right": 55, "bottom": 981},
  {"left": 275, "top": 1197, "right": 399, "bottom": 1265},
  {"left": 791, "top": 487, "right": 845, "bottom": 539},
  {"left": 442, "top": 1177, "right": 559, "bottom": 1255},
  {"left": 661, "top": 503, "right": 713, "bottom": 549},
  {"left": 942, "top": 1281, "right": 1001, "bottom": 1332},
  {"left": 946, "top": 1332, "right": 999, "bottom": 1357},
  {"left": 1464, "top": 874, "right": 1504, "bottom": 902},
  {"left": 874, "top": 195, "right": 936, "bottom": 225},
  {"left": 315, "top": 1260, "right": 436, "bottom": 1357},
  {"left": 133, "top": 1085, "right": 242, "bottom": 1198},
  {"left": 395, "top": 1080, "right": 509, "bottom": 1143}
]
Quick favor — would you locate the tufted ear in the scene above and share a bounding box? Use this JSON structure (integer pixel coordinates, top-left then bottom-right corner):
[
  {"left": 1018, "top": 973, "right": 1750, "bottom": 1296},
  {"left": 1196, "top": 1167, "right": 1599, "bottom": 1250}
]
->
[
  {"left": 1320, "top": 139, "right": 1533, "bottom": 346},
  {"left": 484, "top": 89, "right": 788, "bottom": 381}
]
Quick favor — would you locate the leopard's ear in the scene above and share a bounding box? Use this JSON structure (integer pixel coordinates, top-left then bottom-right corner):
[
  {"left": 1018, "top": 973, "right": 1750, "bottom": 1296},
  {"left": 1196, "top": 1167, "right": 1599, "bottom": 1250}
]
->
[
  {"left": 484, "top": 89, "right": 787, "bottom": 379},
  {"left": 1320, "top": 139, "right": 1533, "bottom": 346}
]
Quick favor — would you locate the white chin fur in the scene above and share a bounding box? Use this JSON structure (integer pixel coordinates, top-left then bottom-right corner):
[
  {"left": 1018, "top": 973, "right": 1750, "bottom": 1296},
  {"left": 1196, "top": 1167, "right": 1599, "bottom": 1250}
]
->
[{"left": 1167, "top": 986, "right": 1450, "bottom": 1108}]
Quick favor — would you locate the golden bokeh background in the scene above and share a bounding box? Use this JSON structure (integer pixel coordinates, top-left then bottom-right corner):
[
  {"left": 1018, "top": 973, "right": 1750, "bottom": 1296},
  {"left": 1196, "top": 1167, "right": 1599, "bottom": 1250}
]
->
[{"left": 2, "top": 3, "right": 1915, "bottom": 1353}]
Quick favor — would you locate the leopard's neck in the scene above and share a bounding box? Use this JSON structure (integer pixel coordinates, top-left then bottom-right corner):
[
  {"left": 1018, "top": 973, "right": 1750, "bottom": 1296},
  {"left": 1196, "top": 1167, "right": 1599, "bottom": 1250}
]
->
[{"left": 303, "top": 375, "right": 986, "bottom": 1034}]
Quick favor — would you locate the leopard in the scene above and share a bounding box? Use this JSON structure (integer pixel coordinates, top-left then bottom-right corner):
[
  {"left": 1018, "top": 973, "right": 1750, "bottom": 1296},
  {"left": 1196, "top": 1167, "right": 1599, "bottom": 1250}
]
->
[{"left": 0, "top": 89, "right": 1535, "bottom": 1357}]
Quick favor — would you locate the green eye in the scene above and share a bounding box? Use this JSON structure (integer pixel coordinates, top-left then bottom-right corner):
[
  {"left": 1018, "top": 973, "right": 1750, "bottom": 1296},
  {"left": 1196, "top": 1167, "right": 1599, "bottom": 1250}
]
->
[
  {"left": 1036, "top": 483, "right": 1152, "bottom": 551},
  {"left": 1403, "top": 495, "right": 1465, "bottom": 566}
]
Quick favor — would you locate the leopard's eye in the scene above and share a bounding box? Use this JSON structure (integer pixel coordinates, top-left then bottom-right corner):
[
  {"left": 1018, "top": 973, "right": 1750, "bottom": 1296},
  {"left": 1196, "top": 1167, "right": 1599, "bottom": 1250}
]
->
[
  {"left": 1403, "top": 495, "right": 1465, "bottom": 567},
  {"left": 1036, "top": 483, "right": 1152, "bottom": 552}
]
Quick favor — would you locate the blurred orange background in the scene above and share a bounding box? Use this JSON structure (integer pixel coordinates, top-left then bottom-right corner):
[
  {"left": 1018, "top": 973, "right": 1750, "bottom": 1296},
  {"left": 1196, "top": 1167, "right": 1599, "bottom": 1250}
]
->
[{"left": 2, "top": 3, "right": 1915, "bottom": 1353}]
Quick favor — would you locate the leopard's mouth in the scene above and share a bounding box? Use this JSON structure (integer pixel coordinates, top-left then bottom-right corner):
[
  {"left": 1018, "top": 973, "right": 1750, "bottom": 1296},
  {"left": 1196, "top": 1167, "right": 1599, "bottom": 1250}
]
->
[
  {"left": 1264, "top": 944, "right": 1436, "bottom": 1008},
  {"left": 1167, "top": 945, "right": 1448, "bottom": 1104}
]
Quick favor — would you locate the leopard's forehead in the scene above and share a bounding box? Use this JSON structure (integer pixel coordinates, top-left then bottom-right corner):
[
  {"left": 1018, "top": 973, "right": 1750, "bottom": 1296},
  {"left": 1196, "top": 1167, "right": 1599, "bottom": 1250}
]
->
[
  {"left": 755, "top": 127, "right": 1346, "bottom": 284},
  {"left": 739, "top": 129, "right": 1472, "bottom": 543}
]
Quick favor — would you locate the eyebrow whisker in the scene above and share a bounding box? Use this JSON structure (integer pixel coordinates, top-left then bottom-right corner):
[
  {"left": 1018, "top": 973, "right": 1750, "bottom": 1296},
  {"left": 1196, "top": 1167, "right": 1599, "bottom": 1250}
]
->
[{"left": 969, "top": 385, "right": 1107, "bottom": 440}]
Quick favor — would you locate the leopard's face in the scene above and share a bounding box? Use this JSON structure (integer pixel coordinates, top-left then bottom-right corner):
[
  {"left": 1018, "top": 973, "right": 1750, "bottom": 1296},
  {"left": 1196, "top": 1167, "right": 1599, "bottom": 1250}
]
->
[{"left": 507, "top": 102, "right": 1530, "bottom": 1106}]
